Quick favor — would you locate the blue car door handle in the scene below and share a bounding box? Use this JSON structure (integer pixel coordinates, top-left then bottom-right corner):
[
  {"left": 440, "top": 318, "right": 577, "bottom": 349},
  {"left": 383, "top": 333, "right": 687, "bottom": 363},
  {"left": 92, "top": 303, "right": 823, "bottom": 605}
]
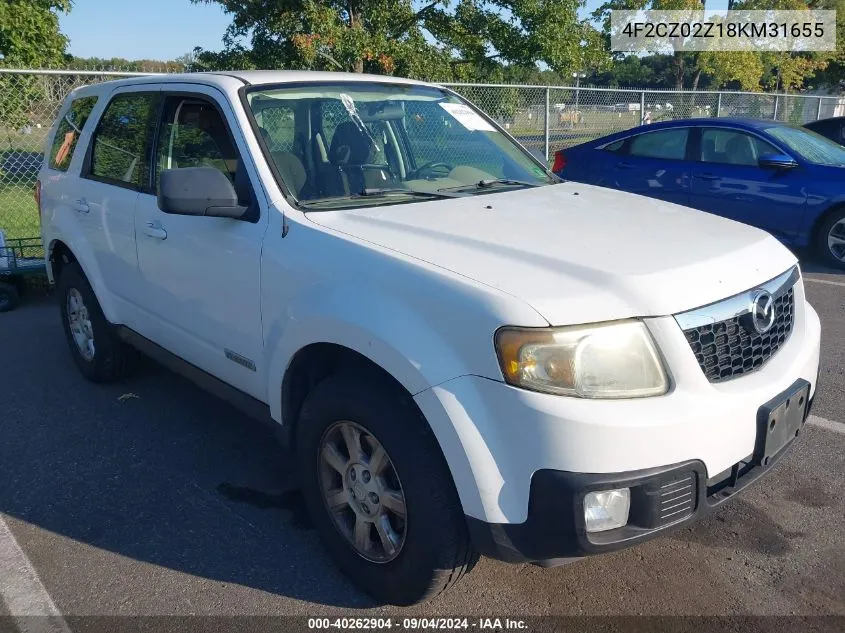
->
[
  {"left": 616, "top": 162, "right": 634, "bottom": 169},
  {"left": 695, "top": 173, "right": 719, "bottom": 180}
]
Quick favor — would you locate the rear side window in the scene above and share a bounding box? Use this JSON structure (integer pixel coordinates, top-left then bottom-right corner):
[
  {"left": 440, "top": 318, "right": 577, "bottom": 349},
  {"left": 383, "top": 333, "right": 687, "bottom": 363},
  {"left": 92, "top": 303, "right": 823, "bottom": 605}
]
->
[
  {"left": 629, "top": 129, "right": 689, "bottom": 160},
  {"left": 88, "top": 93, "right": 158, "bottom": 188},
  {"left": 602, "top": 139, "right": 625, "bottom": 153},
  {"left": 49, "top": 96, "right": 98, "bottom": 171}
]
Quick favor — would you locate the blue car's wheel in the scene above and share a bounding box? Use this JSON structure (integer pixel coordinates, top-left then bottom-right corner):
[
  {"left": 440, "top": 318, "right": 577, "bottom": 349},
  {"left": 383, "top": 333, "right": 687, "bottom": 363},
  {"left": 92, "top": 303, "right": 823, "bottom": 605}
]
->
[{"left": 817, "top": 208, "right": 845, "bottom": 270}]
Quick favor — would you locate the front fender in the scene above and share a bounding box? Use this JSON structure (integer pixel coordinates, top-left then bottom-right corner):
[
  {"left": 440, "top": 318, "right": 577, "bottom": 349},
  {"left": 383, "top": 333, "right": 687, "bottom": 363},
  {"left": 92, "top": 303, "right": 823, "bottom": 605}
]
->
[{"left": 264, "top": 281, "right": 495, "bottom": 422}]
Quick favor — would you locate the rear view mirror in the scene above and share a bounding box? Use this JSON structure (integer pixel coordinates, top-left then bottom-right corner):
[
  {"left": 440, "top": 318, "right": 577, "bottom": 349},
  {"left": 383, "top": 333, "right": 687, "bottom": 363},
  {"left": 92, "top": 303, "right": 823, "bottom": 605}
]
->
[
  {"left": 158, "top": 167, "right": 248, "bottom": 219},
  {"left": 758, "top": 154, "right": 798, "bottom": 170}
]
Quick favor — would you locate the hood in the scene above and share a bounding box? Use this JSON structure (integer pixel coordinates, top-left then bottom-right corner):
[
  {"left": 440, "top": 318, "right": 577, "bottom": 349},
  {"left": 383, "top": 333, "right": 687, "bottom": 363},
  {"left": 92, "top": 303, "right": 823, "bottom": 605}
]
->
[{"left": 307, "top": 182, "right": 798, "bottom": 326}]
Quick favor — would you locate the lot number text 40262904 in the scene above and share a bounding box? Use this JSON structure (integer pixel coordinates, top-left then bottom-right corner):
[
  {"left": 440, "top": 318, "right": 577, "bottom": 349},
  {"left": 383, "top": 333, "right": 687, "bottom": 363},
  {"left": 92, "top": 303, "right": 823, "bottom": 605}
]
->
[{"left": 307, "top": 618, "right": 528, "bottom": 630}]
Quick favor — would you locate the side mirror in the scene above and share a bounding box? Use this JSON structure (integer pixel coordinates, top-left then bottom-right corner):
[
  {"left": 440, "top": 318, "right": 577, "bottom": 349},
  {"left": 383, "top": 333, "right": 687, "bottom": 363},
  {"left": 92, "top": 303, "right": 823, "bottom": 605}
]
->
[
  {"left": 758, "top": 154, "right": 798, "bottom": 170},
  {"left": 158, "top": 167, "right": 248, "bottom": 219}
]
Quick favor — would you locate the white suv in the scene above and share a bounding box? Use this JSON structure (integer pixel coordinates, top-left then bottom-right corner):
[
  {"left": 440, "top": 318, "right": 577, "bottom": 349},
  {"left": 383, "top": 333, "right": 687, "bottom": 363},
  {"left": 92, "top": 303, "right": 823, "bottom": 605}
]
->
[{"left": 38, "top": 71, "right": 821, "bottom": 605}]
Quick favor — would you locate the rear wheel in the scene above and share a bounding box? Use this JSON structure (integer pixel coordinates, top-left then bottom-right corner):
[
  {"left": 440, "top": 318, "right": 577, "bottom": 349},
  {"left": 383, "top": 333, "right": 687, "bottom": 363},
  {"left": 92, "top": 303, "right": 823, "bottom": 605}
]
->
[
  {"left": 816, "top": 208, "right": 845, "bottom": 269},
  {"left": 297, "top": 372, "right": 477, "bottom": 605},
  {"left": 0, "top": 281, "right": 20, "bottom": 312},
  {"left": 58, "top": 262, "right": 137, "bottom": 382}
]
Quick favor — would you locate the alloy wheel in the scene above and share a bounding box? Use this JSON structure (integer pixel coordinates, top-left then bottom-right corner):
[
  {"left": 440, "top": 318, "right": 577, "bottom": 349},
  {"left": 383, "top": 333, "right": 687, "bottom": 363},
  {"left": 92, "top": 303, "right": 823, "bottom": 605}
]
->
[
  {"left": 828, "top": 219, "right": 845, "bottom": 262},
  {"left": 318, "top": 420, "right": 407, "bottom": 563},
  {"left": 67, "top": 287, "right": 95, "bottom": 361}
]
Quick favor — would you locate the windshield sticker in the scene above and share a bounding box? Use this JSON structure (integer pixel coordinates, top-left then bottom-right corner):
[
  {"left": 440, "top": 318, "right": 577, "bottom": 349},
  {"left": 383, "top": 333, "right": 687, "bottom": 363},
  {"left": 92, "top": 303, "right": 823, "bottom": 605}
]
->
[{"left": 439, "top": 103, "right": 496, "bottom": 132}]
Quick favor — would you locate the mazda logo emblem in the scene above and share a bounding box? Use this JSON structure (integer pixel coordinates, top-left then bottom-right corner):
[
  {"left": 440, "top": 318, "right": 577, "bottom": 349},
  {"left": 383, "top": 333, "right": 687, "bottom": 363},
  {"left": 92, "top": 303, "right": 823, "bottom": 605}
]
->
[{"left": 750, "top": 290, "right": 776, "bottom": 334}]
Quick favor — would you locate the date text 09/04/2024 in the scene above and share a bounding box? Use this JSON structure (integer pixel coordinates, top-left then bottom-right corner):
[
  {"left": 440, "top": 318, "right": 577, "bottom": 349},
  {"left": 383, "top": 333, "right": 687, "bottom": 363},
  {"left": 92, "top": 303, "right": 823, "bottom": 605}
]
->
[{"left": 307, "top": 618, "right": 528, "bottom": 630}]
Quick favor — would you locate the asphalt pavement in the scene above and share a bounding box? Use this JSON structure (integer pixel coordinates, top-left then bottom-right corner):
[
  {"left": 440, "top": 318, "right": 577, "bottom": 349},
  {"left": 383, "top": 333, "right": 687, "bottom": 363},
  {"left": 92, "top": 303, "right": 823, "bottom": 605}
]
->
[{"left": 0, "top": 259, "right": 843, "bottom": 626}]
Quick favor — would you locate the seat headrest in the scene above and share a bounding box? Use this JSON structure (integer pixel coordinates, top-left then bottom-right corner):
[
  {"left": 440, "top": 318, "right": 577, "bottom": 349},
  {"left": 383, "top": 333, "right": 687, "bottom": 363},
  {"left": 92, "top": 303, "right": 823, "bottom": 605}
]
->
[{"left": 329, "top": 121, "right": 373, "bottom": 166}]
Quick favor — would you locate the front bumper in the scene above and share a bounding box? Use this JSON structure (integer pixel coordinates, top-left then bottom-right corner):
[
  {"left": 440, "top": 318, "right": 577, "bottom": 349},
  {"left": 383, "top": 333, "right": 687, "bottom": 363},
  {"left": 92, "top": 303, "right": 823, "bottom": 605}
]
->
[
  {"left": 414, "top": 288, "right": 820, "bottom": 527},
  {"left": 467, "top": 381, "right": 814, "bottom": 565}
]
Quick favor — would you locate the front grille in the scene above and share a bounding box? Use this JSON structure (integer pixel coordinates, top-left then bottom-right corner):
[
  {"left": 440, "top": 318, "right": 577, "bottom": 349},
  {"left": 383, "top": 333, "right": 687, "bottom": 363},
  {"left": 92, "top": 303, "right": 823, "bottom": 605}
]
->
[
  {"left": 683, "top": 287, "right": 795, "bottom": 383},
  {"left": 657, "top": 473, "right": 696, "bottom": 525}
]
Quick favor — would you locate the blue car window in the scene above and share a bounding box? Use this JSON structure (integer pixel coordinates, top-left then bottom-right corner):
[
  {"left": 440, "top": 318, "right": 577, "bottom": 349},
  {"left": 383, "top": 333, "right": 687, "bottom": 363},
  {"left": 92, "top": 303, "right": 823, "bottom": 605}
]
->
[
  {"left": 700, "top": 129, "right": 777, "bottom": 166},
  {"left": 603, "top": 139, "right": 625, "bottom": 153},
  {"left": 628, "top": 129, "right": 688, "bottom": 160},
  {"left": 767, "top": 126, "right": 845, "bottom": 166}
]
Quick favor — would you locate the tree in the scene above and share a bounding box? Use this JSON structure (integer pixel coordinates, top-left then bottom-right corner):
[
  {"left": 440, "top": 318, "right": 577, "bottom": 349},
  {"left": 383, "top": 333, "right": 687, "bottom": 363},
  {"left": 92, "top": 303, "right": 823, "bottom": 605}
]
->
[
  {"left": 0, "top": 0, "right": 71, "bottom": 67},
  {"left": 0, "top": 1, "right": 72, "bottom": 134},
  {"left": 190, "top": 0, "right": 609, "bottom": 80}
]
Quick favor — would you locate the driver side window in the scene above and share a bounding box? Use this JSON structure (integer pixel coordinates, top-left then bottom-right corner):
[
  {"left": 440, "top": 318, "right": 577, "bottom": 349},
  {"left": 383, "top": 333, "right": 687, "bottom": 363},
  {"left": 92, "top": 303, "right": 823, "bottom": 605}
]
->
[
  {"left": 155, "top": 97, "right": 241, "bottom": 192},
  {"left": 700, "top": 129, "right": 779, "bottom": 166}
]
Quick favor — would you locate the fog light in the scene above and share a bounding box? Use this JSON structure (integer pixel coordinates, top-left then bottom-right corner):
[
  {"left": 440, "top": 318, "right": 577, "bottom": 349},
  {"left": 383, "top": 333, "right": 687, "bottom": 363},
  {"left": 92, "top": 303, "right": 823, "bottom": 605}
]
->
[{"left": 584, "top": 488, "right": 630, "bottom": 533}]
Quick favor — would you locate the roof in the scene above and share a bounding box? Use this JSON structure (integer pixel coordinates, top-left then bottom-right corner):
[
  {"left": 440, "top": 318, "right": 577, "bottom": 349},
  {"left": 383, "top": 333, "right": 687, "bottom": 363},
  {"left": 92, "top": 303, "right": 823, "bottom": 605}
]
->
[
  {"left": 71, "top": 70, "right": 435, "bottom": 96},
  {"left": 643, "top": 117, "right": 785, "bottom": 131}
]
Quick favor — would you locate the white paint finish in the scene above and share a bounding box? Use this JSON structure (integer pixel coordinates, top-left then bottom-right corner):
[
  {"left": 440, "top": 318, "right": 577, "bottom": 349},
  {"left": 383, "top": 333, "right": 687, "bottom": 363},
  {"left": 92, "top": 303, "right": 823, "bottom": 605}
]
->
[
  {"left": 261, "top": 206, "right": 548, "bottom": 421},
  {"left": 308, "top": 183, "right": 798, "bottom": 326},
  {"left": 808, "top": 415, "right": 845, "bottom": 433},
  {"left": 0, "top": 515, "right": 70, "bottom": 632},
  {"left": 804, "top": 276, "right": 845, "bottom": 288},
  {"left": 131, "top": 84, "right": 270, "bottom": 400}
]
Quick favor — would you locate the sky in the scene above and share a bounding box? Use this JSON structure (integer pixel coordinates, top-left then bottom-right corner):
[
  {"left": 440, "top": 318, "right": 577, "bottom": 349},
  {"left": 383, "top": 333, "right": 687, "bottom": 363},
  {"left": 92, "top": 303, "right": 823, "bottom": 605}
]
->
[
  {"left": 59, "top": 0, "right": 734, "bottom": 62},
  {"left": 59, "top": 0, "right": 232, "bottom": 60}
]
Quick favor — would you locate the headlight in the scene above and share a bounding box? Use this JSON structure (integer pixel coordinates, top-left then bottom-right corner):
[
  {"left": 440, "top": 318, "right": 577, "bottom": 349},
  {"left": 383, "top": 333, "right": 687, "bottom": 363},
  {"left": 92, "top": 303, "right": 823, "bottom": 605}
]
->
[{"left": 495, "top": 320, "right": 668, "bottom": 398}]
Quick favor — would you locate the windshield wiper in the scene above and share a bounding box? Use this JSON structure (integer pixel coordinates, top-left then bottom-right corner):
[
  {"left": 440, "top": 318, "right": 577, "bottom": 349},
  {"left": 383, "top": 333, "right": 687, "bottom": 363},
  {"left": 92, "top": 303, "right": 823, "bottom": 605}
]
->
[
  {"left": 438, "top": 179, "right": 541, "bottom": 193},
  {"left": 298, "top": 188, "right": 462, "bottom": 209},
  {"left": 357, "top": 188, "right": 463, "bottom": 199}
]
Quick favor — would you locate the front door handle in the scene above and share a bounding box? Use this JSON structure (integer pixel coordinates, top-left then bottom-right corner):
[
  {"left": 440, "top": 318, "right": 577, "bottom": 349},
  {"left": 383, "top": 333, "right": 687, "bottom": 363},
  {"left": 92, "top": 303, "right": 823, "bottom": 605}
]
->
[
  {"left": 616, "top": 162, "right": 634, "bottom": 170},
  {"left": 695, "top": 173, "right": 719, "bottom": 180},
  {"left": 143, "top": 222, "right": 167, "bottom": 240},
  {"left": 73, "top": 199, "right": 89, "bottom": 213}
]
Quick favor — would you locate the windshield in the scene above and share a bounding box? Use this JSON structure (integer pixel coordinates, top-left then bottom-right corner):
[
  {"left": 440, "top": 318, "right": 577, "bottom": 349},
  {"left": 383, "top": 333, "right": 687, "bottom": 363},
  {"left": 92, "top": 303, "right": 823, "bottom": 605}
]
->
[
  {"left": 244, "top": 82, "right": 555, "bottom": 208},
  {"left": 765, "top": 125, "right": 845, "bottom": 167}
]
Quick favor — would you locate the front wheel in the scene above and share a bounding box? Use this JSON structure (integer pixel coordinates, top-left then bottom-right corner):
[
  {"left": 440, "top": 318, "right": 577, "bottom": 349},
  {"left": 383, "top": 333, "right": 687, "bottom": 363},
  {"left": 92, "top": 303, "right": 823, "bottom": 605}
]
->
[
  {"left": 816, "top": 208, "right": 845, "bottom": 270},
  {"left": 297, "top": 372, "right": 477, "bottom": 605}
]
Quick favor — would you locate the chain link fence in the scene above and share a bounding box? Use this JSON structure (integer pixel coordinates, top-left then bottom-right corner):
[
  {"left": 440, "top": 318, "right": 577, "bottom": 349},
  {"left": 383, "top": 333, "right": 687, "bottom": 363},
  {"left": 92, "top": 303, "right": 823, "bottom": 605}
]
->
[
  {"left": 1, "top": 68, "right": 844, "bottom": 245},
  {"left": 0, "top": 69, "right": 150, "bottom": 246},
  {"left": 445, "top": 82, "right": 845, "bottom": 160}
]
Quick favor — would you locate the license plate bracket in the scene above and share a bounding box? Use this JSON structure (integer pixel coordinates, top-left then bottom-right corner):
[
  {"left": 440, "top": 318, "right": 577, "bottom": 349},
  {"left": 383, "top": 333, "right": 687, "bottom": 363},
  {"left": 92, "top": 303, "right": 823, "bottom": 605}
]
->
[{"left": 754, "top": 379, "right": 811, "bottom": 467}]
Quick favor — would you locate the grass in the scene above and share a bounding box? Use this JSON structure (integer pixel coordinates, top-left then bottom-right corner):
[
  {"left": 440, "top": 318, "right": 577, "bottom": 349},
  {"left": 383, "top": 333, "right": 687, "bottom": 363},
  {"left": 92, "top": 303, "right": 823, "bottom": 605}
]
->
[{"left": 0, "top": 185, "right": 39, "bottom": 241}]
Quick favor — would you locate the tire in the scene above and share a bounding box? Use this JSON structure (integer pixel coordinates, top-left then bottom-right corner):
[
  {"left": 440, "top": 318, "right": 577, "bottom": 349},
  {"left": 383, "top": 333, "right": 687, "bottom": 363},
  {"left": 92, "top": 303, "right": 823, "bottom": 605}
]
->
[
  {"left": 297, "top": 372, "right": 478, "bottom": 605},
  {"left": 0, "top": 281, "right": 20, "bottom": 312},
  {"left": 816, "top": 207, "right": 845, "bottom": 270},
  {"left": 58, "top": 262, "right": 137, "bottom": 382}
]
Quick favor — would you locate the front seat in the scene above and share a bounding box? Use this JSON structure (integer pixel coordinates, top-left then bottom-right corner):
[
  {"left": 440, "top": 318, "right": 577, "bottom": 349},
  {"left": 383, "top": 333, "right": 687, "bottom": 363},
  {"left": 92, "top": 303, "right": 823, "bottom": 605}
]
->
[
  {"left": 257, "top": 126, "right": 308, "bottom": 198},
  {"left": 327, "top": 121, "right": 374, "bottom": 195},
  {"left": 273, "top": 151, "right": 307, "bottom": 198}
]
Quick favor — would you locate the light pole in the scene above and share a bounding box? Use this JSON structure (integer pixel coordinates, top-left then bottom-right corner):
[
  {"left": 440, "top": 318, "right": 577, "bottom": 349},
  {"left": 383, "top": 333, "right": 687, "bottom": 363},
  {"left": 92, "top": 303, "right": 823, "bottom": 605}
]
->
[{"left": 572, "top": 72, "right": 586, "bottom": 127}]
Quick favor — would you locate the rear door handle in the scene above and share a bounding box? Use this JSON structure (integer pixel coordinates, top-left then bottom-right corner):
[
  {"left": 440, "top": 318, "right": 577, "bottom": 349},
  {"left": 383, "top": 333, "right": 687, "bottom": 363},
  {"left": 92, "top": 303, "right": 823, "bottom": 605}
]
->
[
  {"left": 73, "top": 199, "right": 89, "bottom": 213},
  {"left": 695, "top": 173, "right": 719, "bottom": 180},
  {"left": 143, "top": 222, "right": 167, "bottom": 240},
  {"left": 616, "top": 162, "right": 634, "bottom": 170}
]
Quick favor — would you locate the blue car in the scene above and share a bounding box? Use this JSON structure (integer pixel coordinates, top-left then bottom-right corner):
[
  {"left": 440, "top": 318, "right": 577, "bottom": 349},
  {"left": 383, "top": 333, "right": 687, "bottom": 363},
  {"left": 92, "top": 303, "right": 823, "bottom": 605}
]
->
[{"left": 552, "top": 118, "right": 845, "bottom": 269}]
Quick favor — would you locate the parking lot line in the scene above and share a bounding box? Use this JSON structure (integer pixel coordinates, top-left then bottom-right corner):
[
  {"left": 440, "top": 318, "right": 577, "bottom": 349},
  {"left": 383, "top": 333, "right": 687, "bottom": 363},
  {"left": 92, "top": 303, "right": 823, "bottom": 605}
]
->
[
  {"left": 804, "top": 277, "right": 845, "bottom": 288},
  {"left": 0, "top": 514, "right": 70, "bottom": 633},
  {"left": 808, "top": 414, "right": 845, "bottom": 434}
]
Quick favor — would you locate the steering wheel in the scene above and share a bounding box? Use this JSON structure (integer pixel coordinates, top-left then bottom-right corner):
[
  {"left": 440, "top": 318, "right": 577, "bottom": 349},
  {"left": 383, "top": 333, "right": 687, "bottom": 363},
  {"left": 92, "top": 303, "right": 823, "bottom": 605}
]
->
[{"left": 410, "top": 162, "right": 453, "bottom": 180}]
